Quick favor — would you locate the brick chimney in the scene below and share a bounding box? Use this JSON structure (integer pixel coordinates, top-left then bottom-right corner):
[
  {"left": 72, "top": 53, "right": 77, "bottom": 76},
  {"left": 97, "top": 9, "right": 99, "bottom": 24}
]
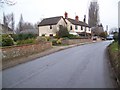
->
[
  {"left": 75, "top": 15, "right": 79, "bottom": 22},
  {"left": 64, "top": 12, "right": 68, "bottom": 19}
]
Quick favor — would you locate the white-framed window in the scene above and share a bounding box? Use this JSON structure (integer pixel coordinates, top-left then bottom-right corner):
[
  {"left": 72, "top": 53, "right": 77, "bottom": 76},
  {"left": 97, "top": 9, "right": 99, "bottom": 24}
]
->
[
  {"left": 49, "top": 34, "right": 53, "bottom": 36},
  {"left": 70, "top": 26, "right": 72, "bottom": 30},
  {"left": 75, "top": 25, "right": 78, "bottom": 30},
  {"left": 81, "top": 26, "right": 83, "bottom": 30}
]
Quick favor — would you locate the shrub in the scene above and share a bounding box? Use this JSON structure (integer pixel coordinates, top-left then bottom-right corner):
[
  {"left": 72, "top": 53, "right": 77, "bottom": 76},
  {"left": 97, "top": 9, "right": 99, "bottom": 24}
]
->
[
  {"left": 99, "top": 32, "right": 107, "bottom": 38},
  {"left": 56, "top": 26, "right": 69, "bottom": 38},
  {"left": 52, "top": 39, "right": 57, "bottom": 45},
  {"left": 2, "top": 34, "right": 14, "bottom": 46},
  {"left": 113, "top": 33, "right": 118, "bottom": 42},
  {"left": 42, "top": 34, "right": 45, "bottom": 36},
  {"left": 16, "top": 38, "right": 36, "bottom": 45},
  {"left": 45, "top": 36, "right": 51, "bottom": 41},
  {"left": 0, "top": 35, "right": 2, "bottom": 47},
  {"left": 11, "top": 34, "right": 37, "bottom": 41},
  {"left": 68, "top": 34, "right": 80, "bottom": 39},
  {"left": 52, "top": 38, "right": 63, "bottom": 45},
  {"left": 36, "top": 36, "right": 47, "bottom": 43},
  {"left": 56, "top": 38, "right": 62, "bottom": 44}
]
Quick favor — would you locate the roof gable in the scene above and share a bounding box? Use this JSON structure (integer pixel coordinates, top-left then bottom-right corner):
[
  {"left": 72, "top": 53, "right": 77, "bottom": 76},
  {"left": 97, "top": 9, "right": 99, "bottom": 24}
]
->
[{"left": 38, "top": 16, "right": 66, "bottom": 26}]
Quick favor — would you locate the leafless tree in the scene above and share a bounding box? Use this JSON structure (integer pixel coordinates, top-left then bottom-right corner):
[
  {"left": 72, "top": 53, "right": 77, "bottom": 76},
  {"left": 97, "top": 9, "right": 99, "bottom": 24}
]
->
[
  {"left": 3, "top": 13, "right": 14, "bottom": 30},
  {"left": 34, "top": 21, "right": 40, "bottom": 30},
  {"left": 18, "top": 14, "right": 24, "bottom": 32},
  {"left": 109, "top": 27, "right": 118, "bottom": 34},
  {"left": 88, "top": 0, "right": 100, "bottom": 27},
  {"left": 3, "top": 12, "right": 8, "bottom": 26},
  {"left": 11, "top": 13, "right": 14, "bottom": 30},
  {"left": 22, "top": 22, "right": 34, "bottom": 30},
  {"left": 0, "top": 0, "right": 16, "bottom": 6}
]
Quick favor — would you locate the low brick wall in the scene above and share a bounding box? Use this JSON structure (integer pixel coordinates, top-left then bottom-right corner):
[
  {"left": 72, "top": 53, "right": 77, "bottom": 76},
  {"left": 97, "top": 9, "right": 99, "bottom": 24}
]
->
[
  {"left": 62, "top": 39, "right": 92, "bottom": 45},
  {"left": 2, "top": 42, "right": 52, "bottom": 61}
]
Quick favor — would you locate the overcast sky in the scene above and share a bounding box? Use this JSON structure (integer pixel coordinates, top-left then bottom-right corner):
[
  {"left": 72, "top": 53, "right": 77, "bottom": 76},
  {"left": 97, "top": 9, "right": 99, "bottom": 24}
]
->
[{"left": 0, "top": 0, "right": 119, "bottom": 30}]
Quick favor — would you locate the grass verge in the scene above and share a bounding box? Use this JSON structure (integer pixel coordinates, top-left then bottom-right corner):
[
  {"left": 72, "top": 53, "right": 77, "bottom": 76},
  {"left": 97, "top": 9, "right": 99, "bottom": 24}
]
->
[{"left": 108, "top": 41, "right": 120, "bottom": 87}]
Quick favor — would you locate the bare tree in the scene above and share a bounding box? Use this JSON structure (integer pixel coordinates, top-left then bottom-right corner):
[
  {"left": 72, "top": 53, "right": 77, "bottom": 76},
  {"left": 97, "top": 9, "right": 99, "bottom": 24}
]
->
[
  {"left": 88, "top": 0, "right": 100, "bottom": 27},
  {"left": 22, "top": 22, "right": 34, "bottom": 30},
  {"left": 18, "top": 14, "right": 24, "bottom": 32},
  {"left": 0, "top": 0, "right": 16, "bottom": 5},
  {"left": 109, "top": 27, "right": 118, "bottom": 34},
  {"left": 3, "top": 13, "right": 14, "bottom": 30},
  {"left": 3, "top": 12, "right": 8, "bottom": 26},
  {"left": 3, "top": 13, "right": 11, "bottom": 26},
  {"left": 11, "top": 13, "right": 14, "bottom": 30},
  {"left": 34, "top": 21, "right": 40, "bottom": 30}
]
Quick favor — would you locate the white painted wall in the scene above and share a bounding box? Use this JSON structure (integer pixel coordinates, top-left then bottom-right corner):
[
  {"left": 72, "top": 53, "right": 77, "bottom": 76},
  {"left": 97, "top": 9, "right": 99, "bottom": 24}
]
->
[
  {"left": 39, "top": 25, "right": 56, "bottom": 36},
  {"left": 86, "top": 27, "right": 91, "bottom": 34},
  {"left": 57, "top": 18, "right": 67, "bottom": 27},
  {"left": 65, "top": 19, "right": 87, "bottom": 34},
  {"left": 39, "top": 17, "right": 67, "bottom": 36}
]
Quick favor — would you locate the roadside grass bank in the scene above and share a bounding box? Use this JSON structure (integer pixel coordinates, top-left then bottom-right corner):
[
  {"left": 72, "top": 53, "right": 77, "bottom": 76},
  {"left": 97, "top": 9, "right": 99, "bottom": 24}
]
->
[{"left": 108, "top": 41, "right": 120, "bottom": 87}]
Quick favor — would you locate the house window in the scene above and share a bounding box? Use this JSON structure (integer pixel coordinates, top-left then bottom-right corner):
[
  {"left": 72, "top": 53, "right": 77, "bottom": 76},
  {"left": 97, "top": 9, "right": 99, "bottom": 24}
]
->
[
  {"left": 70, "top": 26, "right": 72, "bottom": 30},
  {"left": 81, "top": 26, "right": 83, "bottom": 30},
  {"left": 50, "top": 25, "right": 52, "bottom": 29},
  {"left": 49, "top": 34, "right": 53, "bottom": 36},
  {"left": 89, "top": 28, "right": 91, "bottom": 31},
  {"left": 75, "top": 25, "right": 78, "bottom": 30}
]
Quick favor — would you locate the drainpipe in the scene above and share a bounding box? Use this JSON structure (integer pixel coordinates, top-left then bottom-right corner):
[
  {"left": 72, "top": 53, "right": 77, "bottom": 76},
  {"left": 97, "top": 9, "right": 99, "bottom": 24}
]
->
[{"left": 84, "top": 15, "right": 87, "bottom": 38}]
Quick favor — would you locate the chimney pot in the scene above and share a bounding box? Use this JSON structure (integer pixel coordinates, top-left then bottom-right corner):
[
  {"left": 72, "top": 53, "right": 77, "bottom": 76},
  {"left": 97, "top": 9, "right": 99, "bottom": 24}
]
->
[
  {"left": 65, "top": 12, "right": 68, "bottom": 19},
  {"left": 75, "top": 16, "right": 79, "bottom": 21},
  {"left": 83, "top": 15, "right": 86, "bottom": 22}
]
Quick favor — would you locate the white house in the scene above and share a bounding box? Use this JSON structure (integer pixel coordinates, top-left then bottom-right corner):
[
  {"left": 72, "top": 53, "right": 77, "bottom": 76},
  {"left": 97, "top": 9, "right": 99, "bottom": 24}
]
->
[
  {"left": 64, "top": 12, "right": 91, "bottom": 37},
  {"left": 38, "top": 16, "right": 67, "bottom": 36},
  {"left": 38, "top": 12, "right": 91, "bottom": 37}
]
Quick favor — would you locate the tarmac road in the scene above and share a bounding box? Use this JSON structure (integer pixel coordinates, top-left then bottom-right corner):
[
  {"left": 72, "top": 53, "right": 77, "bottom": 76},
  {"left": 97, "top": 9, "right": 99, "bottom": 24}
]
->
[{"left": 2, "top": 41, "right": 115, "bottom": 88}]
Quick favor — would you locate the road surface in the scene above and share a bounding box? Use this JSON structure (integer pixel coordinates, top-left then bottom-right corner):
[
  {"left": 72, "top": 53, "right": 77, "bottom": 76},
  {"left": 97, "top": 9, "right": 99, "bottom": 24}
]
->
[{"left": 3, "top": 41, "right": 115, "bottom": 88}]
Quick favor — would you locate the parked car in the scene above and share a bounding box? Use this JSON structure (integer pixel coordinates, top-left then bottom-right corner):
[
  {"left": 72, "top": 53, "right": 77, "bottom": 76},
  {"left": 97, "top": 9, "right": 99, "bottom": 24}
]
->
[
  {"left": 106, "top": 36, "right": 113, "bottom": 40},
  {"left": 101, "top": 38, "right": 105, "bottom": 40},
  {"left": 93, "top": 36, "right": 97, "bottom": 40}
]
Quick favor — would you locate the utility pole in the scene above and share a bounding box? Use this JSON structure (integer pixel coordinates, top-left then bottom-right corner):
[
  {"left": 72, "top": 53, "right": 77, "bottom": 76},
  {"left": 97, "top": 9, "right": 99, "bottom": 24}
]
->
[{"left": 118, "top": 1, "right": 120, "bottom": 46}]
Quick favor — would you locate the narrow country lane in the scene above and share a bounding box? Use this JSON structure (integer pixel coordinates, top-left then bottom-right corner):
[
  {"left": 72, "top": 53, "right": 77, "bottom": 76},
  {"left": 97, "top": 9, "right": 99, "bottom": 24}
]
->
[{"left": 3, "top": 41, "right": 115, "bottom": 88}]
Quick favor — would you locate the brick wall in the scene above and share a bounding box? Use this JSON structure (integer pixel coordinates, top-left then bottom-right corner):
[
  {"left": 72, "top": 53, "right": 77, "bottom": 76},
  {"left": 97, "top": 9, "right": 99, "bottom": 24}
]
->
[
  {"left": 62, "top": 39, "right": 92, "bottom": 45},
  {"left": 2, "top": 42, "right": 52, "bottom": 61}
]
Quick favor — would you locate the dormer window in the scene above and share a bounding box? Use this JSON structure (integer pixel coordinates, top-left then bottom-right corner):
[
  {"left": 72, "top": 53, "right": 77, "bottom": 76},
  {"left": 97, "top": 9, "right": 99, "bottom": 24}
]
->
[{"left": 50, "top": 25, "right": 52, "bottom": 29}]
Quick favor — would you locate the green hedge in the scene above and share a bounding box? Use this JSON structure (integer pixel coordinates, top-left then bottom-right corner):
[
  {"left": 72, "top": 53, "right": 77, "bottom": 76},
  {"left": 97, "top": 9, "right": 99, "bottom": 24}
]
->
[
  {"left": 113, "top": 33, "right": 118, "bottom": 42},
  {"left": 16, "top": 38, "right": 36, "bottom": 45},
  {"left": 11, "top": 34, "right": 37, "bottom": 41},
  {"left": 68, "top": 34, "right": 80, "bottom": 39}
]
